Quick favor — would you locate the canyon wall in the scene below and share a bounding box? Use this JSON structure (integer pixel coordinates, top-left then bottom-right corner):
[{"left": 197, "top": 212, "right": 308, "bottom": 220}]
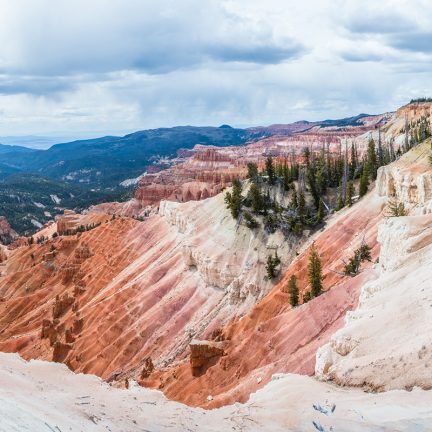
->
[
  {"left": 377, "top": 140, "right": 432, "bottom": 213},
  {"left": 316, "top": 139, "right": 432, "bottom": 392},
  {"left": 0, "top": 191, "right": 299, "bottom": 385}
]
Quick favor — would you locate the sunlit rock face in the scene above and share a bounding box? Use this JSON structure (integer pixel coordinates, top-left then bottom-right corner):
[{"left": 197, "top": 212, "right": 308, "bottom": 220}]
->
[
  {"left": 316, "top": 141, "right": 432, "bottom": 393},
  {"left": 377, "top": 141, "right": 432, "bottom": 213},
  {"left": 0, "top": 191, "right": 296, "bottom": 388}
]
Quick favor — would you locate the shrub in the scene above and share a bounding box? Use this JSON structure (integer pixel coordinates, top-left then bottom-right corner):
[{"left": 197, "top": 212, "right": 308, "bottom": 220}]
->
[{"left": 243, "top": 211, "right": 258, "bottom": 229}]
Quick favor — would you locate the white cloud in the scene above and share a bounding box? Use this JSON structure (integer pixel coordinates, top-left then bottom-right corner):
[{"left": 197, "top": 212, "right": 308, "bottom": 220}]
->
[{"left": 0, "top": 0, "right": 431, "bottom": 135}]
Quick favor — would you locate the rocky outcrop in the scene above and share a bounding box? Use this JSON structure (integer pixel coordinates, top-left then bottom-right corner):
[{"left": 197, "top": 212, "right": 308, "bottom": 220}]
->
[
  {"left": 140, "top": 356, "right": 154, "bottom": 379},
  {"left": 0, "top": 246, "right": 7, "bottom": 263},
  {"left": 132, "top": 147, "right": 247, "bottom": 210},
  {"left": 316, "top": 214, "right": 432, "bottom": 391},
  {"left": 57, "top": 210, "right": 81, "bottom": 235},
  {"left": 52, "top": 341, "right": 73, "bottom": 363},
  {"left": 189, "top": 339, "right": 225, "bottom": 376},
  {"left": 376, "top": 140, "right": 432, "bottom": 213},
  {"left": 0, "top": 217, "right": 18, "bottom": 245},
  {"left": 52, "top": 293, "right": 75, "bottom": 319}
]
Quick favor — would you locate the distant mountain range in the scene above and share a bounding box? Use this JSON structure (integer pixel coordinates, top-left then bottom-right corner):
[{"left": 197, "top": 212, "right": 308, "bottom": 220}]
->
[
  {"left": 0, "top": 114, "right": 384, "bottom": 235},
  {"left": 0, "top": 114, "right": 378, "bottom": 189},
  {"left": 0, "top": 126, "right": 270, "bottom": 189}
]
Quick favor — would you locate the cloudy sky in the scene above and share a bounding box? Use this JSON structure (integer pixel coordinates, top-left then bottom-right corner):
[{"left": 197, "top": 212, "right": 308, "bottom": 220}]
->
[{"left": 0, "top": 0, "right": 431, "bottom": 137}]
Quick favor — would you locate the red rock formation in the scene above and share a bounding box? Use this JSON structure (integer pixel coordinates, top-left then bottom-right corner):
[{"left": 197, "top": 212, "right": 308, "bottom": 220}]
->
[
  {"left": 140, "top": 357, "right": 154, "bottom": 379},
  {"left": 52, "top": 341, "right": 73, "bottom": 363},
  {"left": 144, "top": 193, "right": 385, "bottom": 407},
  {"left": 189, "top": 339, "right": 225, "bottom": 377},
  {"left": 0, "top": 217, "right": 18, "bottom": 245},
  {"left": 0, "top": 185, "right": 385, "bottom": 409}
]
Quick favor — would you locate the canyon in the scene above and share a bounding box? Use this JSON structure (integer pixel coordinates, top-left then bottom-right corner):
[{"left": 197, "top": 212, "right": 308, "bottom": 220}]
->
[{"left": 0, "top": 101, "right": 432, "bottom": 430}]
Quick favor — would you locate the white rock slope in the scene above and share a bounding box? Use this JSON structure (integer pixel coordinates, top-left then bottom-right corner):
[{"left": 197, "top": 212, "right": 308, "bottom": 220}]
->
[
  {"left": 316, "top": 140, "right": 432, "bottom": 392},
  {"left": 1, "top": 352, "right": 432, "bottom": 432}
]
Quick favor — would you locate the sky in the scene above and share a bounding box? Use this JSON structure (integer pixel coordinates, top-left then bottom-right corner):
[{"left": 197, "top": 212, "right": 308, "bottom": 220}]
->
[{"left": 0, "top": 0, "right": 431, "bottom": 137}]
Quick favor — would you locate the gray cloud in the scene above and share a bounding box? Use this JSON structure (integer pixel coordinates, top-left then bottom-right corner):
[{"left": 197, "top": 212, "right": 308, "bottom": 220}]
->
[
  {"left": 342, "top": 5, "right": 432, "bottom": 56},
  {"left": 0, "top": 75, "right": 75, "bottom": 96},
  {"left": 340, "top": 51, "right": 384, "bottom": 63},
  {"left": 346, "top": 12, "right": 414, "bottom": 35},
  {"left": 0, "top": 0, "right": 431, "bottom": 136},
  {"left": 389, "top": 31, "right": 432, "bottom": 53},
  {"left": 208, "top": 41, "right": 305, "bottom": 65},
  {"left": 0, "top": 0, "right": 305, "bottom": 83}
]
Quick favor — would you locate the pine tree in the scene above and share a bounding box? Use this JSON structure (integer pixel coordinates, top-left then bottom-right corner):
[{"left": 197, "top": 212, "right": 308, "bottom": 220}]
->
[
  {"left": 243, "top": 211, "right": 258, "bottom": 229},
  {"left": 386, "top": 197, "right": 408, "bottom": 217},
  {"left": 265, "top": 252, "right": 280, "bottom": 279},
  {"left": 283, "top": 162, "right": 291, "bottom": 191},
  {"left": 224, "top": 178, "right": 243, "bottom": 219},
  {"left": 297, "top": 188, "right": 306, "bottom": 222},
  {"left": 377, "top": 128, "right": 384, "bottom": 168},
  {"left": 366, "top": 138, "right": 378, "bottom": 180},
  {"left": 336, "top": 195, "right": 344, "bottom": 211},
  {"left": 303, "top": 147, "right": 311, "bottom": 166},
  {"left": 349, "top": 141, "right": 358, "bottom": 179},
  {"left": 290, "top": 186, "right": 298, "bottom": 208},
  {"left": 346, "top": 181, "right": 355, "bottom": 206},
  {"left": 287, "top": 275, "right": 299, "bottom": 307},
  {"left": 266, "top": 156, "right": 276, "bottom": 185},
  {"left": 247, "top": 162, "right": 259, "bottom": 182},
  {"left": 343, "top": 242, "right": 372, "bottom": 276},
  {"left": 316, "top": 199, "right": 325, "bottom": 224},
  {"left": 308, "top": 242, "right": 323, "bottom": 298},
  {"left": 359, "top": 166, "right": 369, "bottom": 197},
  {"left": 248, "top": 183, "right": 263, "bottom": 214},
  {"left": 306, "top": 163, "right": 320, "bottom": 209}
]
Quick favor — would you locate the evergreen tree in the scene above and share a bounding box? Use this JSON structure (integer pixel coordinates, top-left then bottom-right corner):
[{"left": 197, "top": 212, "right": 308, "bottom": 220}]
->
[
  {"left": 224, "top": 178, "right": 243, "bottom": 219},
  {"left": 247, "top": 162, "right": 259, "bottom": 182},
  {"left": 343, "top": 242, "right": 372, "bottom": 276},
  {"left": 308, "top": 242, "right": 323, "bottom": 298},
  {"left": 316, "top": 199, "right": 325, "bottom": 224},
  {"left": 297, "top": 188, "right": 306, "bottom": 222},
  {"left": 248, "top": 183, "right": 263, "bottom": 214},
  {"left": 266, "top": 156, "right": 276, "bottom": 185},
  {"left": 290, "top": 186, "right": 298, "bottom": 209},
  {"left": 359, "top": 166, "right": 369, "bottom": 197},
  {"left": 265, "top": 252, "right": 280, "bottom": 279},
  {"left": 366, "top": 138, "right": 378, "bottom": 180},
  {"left": 346, "top": 181, "right": 355, "bottom": 206},
  {"left": 386, "top": 197, "right": 408, "bottom": 217},
  {"left": 349, "top": 142, "right": 358, "bottom": 179},
  {"left": 303, "top": 147, "right": 311, "bottom": 166},
  {"left": 377, "top": 128, "right": 384, "bottom": 168},
  {"left": 336, "top": 195, "right": 344, "bottom": 211},
  {"left": 291, "top": 162, "right": 299, "bottom": 180},
  {"left": 283, "top": 162, "right": 291, "bottom": 191},
  {"left": 264, "top": 189, "right": 273, "bottom": 213},
  {"left": 288, "top": 275, "right": 299, "bottom": 307},
  {"left": 243, "top": 211, "right": 258, "bottom": 229},
  {"left": 306, "top": 163, "right": 320, "bottom": 209}
]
